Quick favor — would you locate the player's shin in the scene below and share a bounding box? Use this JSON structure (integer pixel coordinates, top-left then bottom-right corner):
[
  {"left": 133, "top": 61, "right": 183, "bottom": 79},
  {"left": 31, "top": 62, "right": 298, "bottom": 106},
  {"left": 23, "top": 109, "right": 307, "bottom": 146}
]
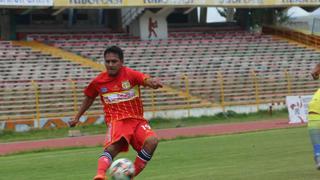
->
[
  {"left": 308, "top": 122, "right": 320, "bottom": 169},
  {"left": 313, "top": 144, "right": 320, "bottom": 169},
  {"left": 96, "top": 151, "right": 113, "bottom": 177},
  {"left": 134, "top": 149, "right": 152, "bottom": 176}
]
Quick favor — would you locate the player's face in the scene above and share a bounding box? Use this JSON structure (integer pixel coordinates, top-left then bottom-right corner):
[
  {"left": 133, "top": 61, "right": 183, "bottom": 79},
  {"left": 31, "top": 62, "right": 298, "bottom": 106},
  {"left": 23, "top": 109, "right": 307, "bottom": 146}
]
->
[{"left": 104, "top": 52, "right": 123, "bottom": 77}]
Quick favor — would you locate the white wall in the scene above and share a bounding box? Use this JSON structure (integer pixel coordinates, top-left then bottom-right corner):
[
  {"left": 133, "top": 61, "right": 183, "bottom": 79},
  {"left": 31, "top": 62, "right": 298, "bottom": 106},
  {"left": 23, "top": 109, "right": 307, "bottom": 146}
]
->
[{"left": 144, "top": 103, "right": 286, "bottom": 120}]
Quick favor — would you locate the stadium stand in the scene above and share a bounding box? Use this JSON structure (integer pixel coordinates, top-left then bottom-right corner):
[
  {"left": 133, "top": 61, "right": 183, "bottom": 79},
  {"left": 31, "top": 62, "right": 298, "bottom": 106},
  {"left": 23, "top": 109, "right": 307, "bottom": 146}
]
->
[
  {"left": 0, "top": 41, "right": 103, "bottom": 121},
  {"left": 25, "top": 27, "right": 320, "bottom": 106},
  {"left": 2, "top": 26, "right": 320, "bottom": 122},
  {"left": 0, "top": 40, "right": 208, "bottom": 122}
]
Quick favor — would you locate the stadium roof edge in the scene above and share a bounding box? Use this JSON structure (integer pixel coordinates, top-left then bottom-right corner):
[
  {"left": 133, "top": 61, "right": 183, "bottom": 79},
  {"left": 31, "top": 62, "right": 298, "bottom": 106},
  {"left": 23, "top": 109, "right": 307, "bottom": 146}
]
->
[
  {"left": 51, "top": 5, "right": 320, "bottom": 9},
  {"left": 2, "top": 1, "right": 320, "bottom": 9}
]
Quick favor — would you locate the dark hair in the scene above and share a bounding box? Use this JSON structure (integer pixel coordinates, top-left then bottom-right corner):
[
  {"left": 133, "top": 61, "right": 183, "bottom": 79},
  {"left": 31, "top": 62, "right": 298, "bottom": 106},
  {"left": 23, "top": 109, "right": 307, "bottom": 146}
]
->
[{"left": 104, "top": 46, "right": 124, "bottom": 61}]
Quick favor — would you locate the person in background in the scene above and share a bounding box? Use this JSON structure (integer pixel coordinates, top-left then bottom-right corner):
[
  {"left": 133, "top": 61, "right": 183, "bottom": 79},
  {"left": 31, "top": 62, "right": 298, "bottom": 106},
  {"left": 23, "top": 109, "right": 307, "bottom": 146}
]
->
[{"left": 148, "top": 17, "right": 158, "bottom": 38}]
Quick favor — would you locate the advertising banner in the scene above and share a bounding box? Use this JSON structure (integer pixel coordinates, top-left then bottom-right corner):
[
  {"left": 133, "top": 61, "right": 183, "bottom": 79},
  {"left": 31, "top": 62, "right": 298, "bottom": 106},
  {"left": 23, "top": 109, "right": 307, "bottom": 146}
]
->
[
  {"left": 54, "top": 0, "right": 320, "bottom": 8},
  {"left": 286, "top": 95, "right": 312, "bottom": 124},
  {"left": 275, "top": 0, "right": 320, "bottom": 6},
  {"left": 54, "top": 0, "right": 125, "bottom": 8},
  {"left": 0, "top": 0, "right": 52, "bottom": 6}
]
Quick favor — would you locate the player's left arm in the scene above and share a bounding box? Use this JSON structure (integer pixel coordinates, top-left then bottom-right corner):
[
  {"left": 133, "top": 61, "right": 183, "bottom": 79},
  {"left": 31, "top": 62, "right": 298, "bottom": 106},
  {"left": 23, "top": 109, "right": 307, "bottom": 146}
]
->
[
  {"left": 128, "top": 67, "right": 163, "bottom": 89},
  {"left": 144, "top": 77, "right": 163, "bottom": 89}
]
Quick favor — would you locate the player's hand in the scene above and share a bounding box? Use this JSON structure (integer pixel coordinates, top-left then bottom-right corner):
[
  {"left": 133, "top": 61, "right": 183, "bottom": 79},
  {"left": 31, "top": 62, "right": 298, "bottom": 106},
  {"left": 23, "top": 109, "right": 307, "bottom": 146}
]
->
[
  {"left": 68, "top": 119, "right": 79, "bottom": 128},
  {"left": 311, "top": 63, "right": 320, "bottom": 80},
  {"left": 312, "top": 72, "right": 319, "bottom": 80},
  {"left": 149, "top": 78, "right": 163, "bottom": 89}
]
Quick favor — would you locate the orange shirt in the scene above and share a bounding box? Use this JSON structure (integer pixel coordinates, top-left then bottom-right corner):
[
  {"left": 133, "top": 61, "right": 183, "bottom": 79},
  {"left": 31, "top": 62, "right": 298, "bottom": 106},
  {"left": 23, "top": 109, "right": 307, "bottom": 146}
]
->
[{"left": 84, "top": 66, "right": 149, "bottom": 123}]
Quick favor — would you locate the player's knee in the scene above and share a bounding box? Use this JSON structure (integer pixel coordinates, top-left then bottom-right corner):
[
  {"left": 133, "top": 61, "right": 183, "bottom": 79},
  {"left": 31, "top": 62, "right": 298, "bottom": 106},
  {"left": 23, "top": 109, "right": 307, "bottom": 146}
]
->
[
  {"left": 105, "top": 137, "right": 128, "bottom": 157},
  {"left": 147, "top": 136, "right": 158, "bottom": 146},
  {"left": 144, "top": 136, "right": 158, "bottom": 151}
]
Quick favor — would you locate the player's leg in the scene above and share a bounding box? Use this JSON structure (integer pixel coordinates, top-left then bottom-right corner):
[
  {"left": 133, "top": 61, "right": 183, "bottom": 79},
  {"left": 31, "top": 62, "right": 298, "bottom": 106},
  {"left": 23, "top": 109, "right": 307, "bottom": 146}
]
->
[
  {"left": 94, "top": 138, "right": 128, "bottom": 180},
  {"left": 134, "top": 136, "right": 158, "bottom": 176},
  {"left": 308, "top": 120, "right": 320, "bottom": 169},
  {"left": 153, "top": 30, "right": 157, "bottom": 37},
  {"left": 131, "top": 121, "right": 158, "bottom": 176},
  {"left": 148, "top": 31, "right": 152, "bottom": 38},
  {"left": 94, "top": 120, "right": 133, "bottom": 180}
]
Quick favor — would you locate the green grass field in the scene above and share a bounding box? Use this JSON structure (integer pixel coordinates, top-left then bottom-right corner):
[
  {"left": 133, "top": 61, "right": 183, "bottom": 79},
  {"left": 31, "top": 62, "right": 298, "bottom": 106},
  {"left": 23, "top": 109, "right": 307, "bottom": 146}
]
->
[{"left": 1, "top": 127, "right": 318, "bottom": 180}]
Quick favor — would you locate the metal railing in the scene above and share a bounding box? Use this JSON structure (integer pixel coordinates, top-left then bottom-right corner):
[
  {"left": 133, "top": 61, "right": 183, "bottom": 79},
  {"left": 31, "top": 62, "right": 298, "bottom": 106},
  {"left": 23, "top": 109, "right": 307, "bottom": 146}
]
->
[{"left": 1, "top": 70, "right": 316, "bottom": 127}]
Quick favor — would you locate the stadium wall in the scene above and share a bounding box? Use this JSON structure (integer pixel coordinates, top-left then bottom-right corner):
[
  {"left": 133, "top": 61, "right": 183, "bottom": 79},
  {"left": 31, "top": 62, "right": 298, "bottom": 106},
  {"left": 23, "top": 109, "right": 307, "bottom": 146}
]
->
[{"left": 0, "top": 104, "right": 285, "bottom": 132}]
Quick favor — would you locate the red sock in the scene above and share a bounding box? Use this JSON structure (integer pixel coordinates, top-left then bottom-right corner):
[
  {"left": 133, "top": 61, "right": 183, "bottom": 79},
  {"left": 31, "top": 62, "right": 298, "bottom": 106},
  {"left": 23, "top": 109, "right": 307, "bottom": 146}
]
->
[
  {"left": 134, "top": 156, "right": 148, "bottom": 176},
  {"left": 96, "top": 156, "right": 111, "bottom": 176}
]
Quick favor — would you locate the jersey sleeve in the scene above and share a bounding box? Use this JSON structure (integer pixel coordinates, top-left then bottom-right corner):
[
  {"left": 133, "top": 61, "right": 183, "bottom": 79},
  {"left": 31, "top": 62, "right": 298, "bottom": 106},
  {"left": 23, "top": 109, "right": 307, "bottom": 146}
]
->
[
  {"left": 128, "top": 68, "right": 150, "bottom": 86},
  {"left": 84, "top": 80, "right": 99, "bottom": 98}
]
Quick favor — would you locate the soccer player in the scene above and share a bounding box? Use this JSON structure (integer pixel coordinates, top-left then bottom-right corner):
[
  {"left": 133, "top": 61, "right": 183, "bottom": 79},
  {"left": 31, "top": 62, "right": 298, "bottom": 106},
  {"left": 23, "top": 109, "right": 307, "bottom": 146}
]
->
[
  {"left": 68, "top": 46, "right": 163, "bottom": 180},
  {"left": 308, "top": 63, "right": 320, "bottom": 169}
]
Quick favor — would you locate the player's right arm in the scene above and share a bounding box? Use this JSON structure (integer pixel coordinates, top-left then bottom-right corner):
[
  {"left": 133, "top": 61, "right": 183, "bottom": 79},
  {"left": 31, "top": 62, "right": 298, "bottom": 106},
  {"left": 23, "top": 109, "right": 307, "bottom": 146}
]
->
[
  {"left": 68, "top": 95, "right": 96, "bottom": 127},
  {"left": 69, "top": 79, "right": 99, "bottom": 127}
]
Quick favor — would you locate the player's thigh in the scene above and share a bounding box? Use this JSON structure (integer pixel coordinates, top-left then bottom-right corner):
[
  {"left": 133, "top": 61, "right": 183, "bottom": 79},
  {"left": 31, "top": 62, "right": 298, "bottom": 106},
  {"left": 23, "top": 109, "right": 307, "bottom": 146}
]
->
[
  {"left": 131, "top": 121, "right": 157, "bottom": 152},
  {"left": 104, "top": 120, "right": 135, "bottom": 152}
]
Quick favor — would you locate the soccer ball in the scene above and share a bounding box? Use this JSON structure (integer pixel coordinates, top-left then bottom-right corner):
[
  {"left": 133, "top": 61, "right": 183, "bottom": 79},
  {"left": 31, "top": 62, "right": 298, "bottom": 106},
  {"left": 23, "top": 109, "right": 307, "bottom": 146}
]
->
[{"left": 109, "top": 158, "right": 135, "bottom": 180}]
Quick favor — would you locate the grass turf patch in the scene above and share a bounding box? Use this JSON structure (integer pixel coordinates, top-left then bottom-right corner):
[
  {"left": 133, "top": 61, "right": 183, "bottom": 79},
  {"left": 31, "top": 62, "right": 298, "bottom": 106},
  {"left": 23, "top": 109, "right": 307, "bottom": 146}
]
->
[{"left": 0, "top": 127, "right": 317, "bottom": 180}]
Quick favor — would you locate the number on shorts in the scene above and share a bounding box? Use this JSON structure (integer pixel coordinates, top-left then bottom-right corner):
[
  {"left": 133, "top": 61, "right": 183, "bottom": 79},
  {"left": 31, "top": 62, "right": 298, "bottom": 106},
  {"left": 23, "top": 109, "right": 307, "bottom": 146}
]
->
[{"left": 141, "top": 124, "right": 151, "bottom": 131}]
